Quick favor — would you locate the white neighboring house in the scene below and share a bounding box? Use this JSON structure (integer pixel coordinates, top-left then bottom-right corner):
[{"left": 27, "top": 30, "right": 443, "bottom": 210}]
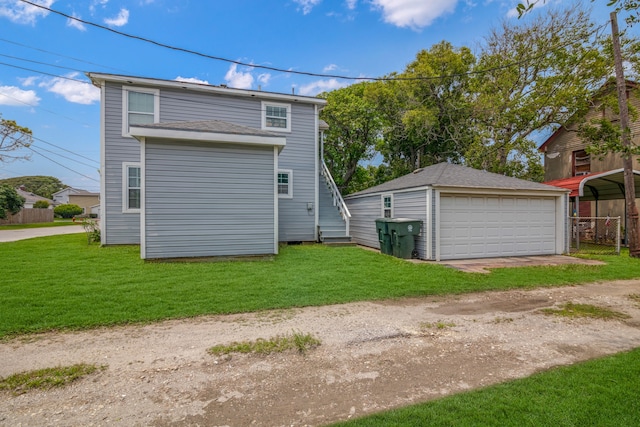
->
[
  {"left": 52, "top": 187, "right": 83, "bottom": 205},
  {"left": 52, "top": 187, "right": 100, "bottom": 213}
]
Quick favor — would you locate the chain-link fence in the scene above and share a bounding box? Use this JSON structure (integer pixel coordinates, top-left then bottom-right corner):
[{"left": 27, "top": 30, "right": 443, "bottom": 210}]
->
[{"left": 569, "top": 216, "right": 621, "bottom": 255}]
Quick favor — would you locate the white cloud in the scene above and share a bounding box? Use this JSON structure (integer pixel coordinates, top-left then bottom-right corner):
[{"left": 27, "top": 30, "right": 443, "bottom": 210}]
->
[
  {"left": 175, "top": 76, "right": 210, "bottom": 85},
  {"left": 89, "top": 0, "right": 108, "bottom": 14},
  {"left": 104, "top": 8, "right": 129, "bottom": 26},
  {"left": 257, "top": 73, "right": 271, "bottom": 86},
  {"left": 224, "top": 63, "right": 254, "bottom": 89},
  {"left": 371, "top": 0, "right": 458, "bottom": 30},
  {"left": 299, "top": 79, "right": 349, "bottom": 96},
  {"left": 18, "top": 76, "right": 39, "bottom": 87},
  {"left": 323, "top": 64, "right": 338, "bottom": 72},
  {"left": 0, "top": 0, "right": 54, "bottom": 25},
  {"left": 0, "top": 85, "right": 40, "bottom": 106},
  {"left": 66, "top": 12, "right": 86, "bottom": 30},
  {"left": 345, "top": 0, "right": 357, "bottom": 9},
  {"left": 40, "top": 73, "right": 100, "bottom": 105},
  {"left": 293, "top": 0, "right": 321, "bottom": 15}
]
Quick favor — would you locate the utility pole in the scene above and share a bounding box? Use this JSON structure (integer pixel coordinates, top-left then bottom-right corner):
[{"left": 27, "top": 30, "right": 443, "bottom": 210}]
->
[{"left": 611, "top": 11, "right": 640, "bottom": 257}]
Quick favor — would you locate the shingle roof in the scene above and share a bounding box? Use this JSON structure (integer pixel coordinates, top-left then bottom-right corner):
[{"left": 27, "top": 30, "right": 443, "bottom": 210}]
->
[
  {"left": 15, "top": 188, "right": 53, "bottom": 204},
  {"left": 131, "top": 120, "right": 281, "bottom": 138},
  {"left": 345, "top": 163, "right": 568, "bottom": 197}
]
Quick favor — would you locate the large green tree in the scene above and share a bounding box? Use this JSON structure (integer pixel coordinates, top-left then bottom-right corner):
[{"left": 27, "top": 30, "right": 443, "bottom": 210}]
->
[
  {"left": 319, "top": 82, "right": 383, "bottom": 194},
  {"left": 376, "top": 41, "right": 477, "bottom": 176},
  {"left": 466, "top": 4, "right": 611, "bottom": 181},
  {"left": 518, "top": 0, "right": 639, "bottom": 24},
  {"left": 0, "top": 115, "right": 33, "bottom": 163}
]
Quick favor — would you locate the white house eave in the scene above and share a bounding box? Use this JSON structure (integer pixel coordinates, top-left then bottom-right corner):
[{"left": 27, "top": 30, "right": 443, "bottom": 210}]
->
[
  {"left": 432, "top": 185, "right": 570, "bottom": 197},
  {"left": 344, "top": 184, "right": 568, "bottom": 200},
  {"left": 129, "top": 126, "right": 287, "bottom": 151},
  {"left": 344, "top": 186, "right": 433, "bottom": 200},
  {"left": 86, "top": 72, "right": 327, "bottom": 106}
]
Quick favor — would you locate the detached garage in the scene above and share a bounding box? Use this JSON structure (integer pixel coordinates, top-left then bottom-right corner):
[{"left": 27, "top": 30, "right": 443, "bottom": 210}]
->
[{"left": 345, "top": 163, "right": 569, "bottom": 261}]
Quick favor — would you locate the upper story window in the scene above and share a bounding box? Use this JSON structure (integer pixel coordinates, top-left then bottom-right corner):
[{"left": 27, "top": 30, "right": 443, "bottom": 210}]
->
[
  {"left": 123, "top": 162, "right": 141, "bottom": 212},
  {"left": 262, "top": 101, "right": 291, "bottom": 132},
  {"left": 277, "top": 170, "right": 293, "bottom": 198},
  {"left": 382, "top": 194, "right": 393, "bottom": 218},
  {"left": 122, "top": 86, "right": 159, "bottom": 137},
  {"left": 572, "top": 149, "right": 591, "bottom": 176}
]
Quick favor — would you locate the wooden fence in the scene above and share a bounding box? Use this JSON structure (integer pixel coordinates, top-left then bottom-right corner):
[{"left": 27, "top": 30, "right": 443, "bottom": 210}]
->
[{"left": 0, "top": 208, "right": 54, "bottom": 225}]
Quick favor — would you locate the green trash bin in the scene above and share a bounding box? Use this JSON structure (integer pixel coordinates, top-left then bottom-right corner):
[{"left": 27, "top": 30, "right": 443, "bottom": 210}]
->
[
  {"left": 387, "top": 218, "right": 422, "bottom": 259},
  {"left": 375, "top": 218, "right": 393, "bottom": 255}
]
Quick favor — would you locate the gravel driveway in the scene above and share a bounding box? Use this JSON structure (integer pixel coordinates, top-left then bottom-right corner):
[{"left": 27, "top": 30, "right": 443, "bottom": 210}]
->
[{"left": 2, "top": 280, "right": 640, "bottom": 426}]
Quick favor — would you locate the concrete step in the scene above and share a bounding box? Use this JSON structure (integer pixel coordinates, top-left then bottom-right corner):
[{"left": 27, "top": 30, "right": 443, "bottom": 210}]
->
[
  {"left": 320, "top": 235, "right": 355, "bottom": 246},
  {"left": 319, "top": 228, "right": 348, "bottom": 238}
]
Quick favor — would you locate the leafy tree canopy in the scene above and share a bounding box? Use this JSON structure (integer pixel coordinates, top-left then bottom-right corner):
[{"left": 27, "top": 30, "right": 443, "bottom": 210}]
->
[
  {"left": 0, "top": 176, "right": 68, "bottom": 200},
  {"left": 0, "top": 115, "right": 33, "bottom": 163},
  {"left": 517, "top": 0, "right": 639, "bottom": 24},
  {"left": 319, "top": 3, "right": 637, "bottom": 190}
]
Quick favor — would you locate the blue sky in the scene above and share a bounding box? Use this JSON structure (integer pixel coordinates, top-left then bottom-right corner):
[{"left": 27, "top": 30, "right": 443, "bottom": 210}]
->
[{"left": 0, "top": 0, "right": 630, "bottom": 192}]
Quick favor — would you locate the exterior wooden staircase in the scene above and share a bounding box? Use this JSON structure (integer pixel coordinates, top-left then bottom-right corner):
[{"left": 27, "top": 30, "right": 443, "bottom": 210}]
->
[{"left": 318, "top": 162, "right": 353, "bottom": 246}]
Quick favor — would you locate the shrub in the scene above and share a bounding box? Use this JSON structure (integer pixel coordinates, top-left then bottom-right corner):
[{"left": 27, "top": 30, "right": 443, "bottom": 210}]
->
[
  {"left": 0, "top": 185, "right": 24, "bottom": 219},
  {"left": 54, "top": 204, "right": 83, "bottom": 219},
  {"left": 33, "top": 200, "right": 49, "bottom": 209}
]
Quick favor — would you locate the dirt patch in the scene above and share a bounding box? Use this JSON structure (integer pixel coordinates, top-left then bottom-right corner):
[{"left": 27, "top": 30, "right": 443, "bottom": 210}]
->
[{"left": 2, "top": 280, "right": 640, "bottom": 426}]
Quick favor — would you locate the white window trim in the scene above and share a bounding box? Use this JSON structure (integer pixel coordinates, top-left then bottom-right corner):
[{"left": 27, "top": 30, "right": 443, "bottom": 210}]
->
[
  {"left": 122, "top": 162, "right": 141, "bottom": 213},
  {"left": 278, "top": 169, "right": 293, "bottom": 199},
  {"left": 262, "top": 101, "right": 291, "bottom": 133},
  {"left": 382, "top": 194, "right": 394, "bottom": 218},
  {"left": 122, "top": 86, "right": 160, "bottom": 138}
]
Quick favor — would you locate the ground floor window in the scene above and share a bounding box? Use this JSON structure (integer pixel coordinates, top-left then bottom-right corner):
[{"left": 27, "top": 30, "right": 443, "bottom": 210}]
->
[
  {"left": 123, "top": 163, "right": 141, "bottom": 212},
  {"left": 278, "top": 170, "right": 293, "bottom": 198},
  {"left": 382, "top": 194, "right": 393, "bottom": 218}
]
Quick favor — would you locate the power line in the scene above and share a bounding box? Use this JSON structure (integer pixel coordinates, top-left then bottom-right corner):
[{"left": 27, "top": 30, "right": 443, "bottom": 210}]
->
[
  {"left": 0, "top": 87, "right": 94, "bottom": 126},
  {"left": 18, "top": 0, "right": 609, "bottom": 83},
  {"left": 27, "top": 146, "right": 99, "bottom": 183},
  {"left": 33, "top": 136, "right": 98, "bottom": 165},
  {"left": 0, "top": 53, "right": 84, "bottom": 73},
  {"left": 0, "top": 37, "right": 127, "bottom": 72},
  {"left": 0, "top": 61, "right": 90, "bottom": 84},
  {"left": 31, "top": 143, "right": 98, "bottom": 169}
]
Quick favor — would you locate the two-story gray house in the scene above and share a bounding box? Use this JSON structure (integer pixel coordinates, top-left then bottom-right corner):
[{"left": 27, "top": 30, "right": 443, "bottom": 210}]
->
[{"left": 87, "top": 73, "right": 350, "bottom": 259}]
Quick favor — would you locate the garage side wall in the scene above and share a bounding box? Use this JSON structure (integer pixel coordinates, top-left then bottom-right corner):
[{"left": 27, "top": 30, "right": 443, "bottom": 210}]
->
[
  {"left": 142, "top": 139, "right": 276, "bottom": 259},
  {"left": 345, "top": 195, "right": 381, "bottom": 249},
  {"left": 393, "top": 190, "right": 428, "bottom": 260}
]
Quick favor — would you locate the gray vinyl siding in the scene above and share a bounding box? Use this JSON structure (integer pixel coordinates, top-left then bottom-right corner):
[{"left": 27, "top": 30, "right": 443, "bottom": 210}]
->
[
  {"left": 157, "top": 87, "right": 316, "bottom": 242},
  {"left": 277, "top": 103, "right": 317, "bottom": 241},
  {"left": 103, "top": 82, "right": 141, "bottom": 244},
  {"left": 393, "top": 190, "right": 428, "bottom": 260},
  {"left": 102, "top": 82, "right": 318, "bottom": 245},
  {"left": 143, "top": 139, "right": 275, "bottom": 259},
  {"left": 345, "top": 195, "right": 381, "bottom": 249}
]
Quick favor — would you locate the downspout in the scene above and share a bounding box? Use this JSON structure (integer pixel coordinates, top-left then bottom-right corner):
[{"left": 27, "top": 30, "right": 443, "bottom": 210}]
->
[{"left": 315, "top": 105, "right": 320, "bottom": 242}]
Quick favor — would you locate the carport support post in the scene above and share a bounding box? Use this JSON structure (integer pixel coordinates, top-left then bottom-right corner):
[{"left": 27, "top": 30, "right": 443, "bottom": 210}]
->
[{"left": 611, "top": 11, "right": 640, "bottom": 257}]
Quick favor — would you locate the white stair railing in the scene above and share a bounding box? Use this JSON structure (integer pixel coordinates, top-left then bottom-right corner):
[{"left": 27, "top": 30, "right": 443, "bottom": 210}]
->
[{"left": 321, "top": 161, "right": 350, "bottom": 236}]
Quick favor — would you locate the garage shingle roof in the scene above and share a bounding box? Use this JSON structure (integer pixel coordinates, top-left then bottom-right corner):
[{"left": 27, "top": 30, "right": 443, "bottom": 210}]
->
[{"left": 345, "top": 163, "right": 568, "bottom": 197}]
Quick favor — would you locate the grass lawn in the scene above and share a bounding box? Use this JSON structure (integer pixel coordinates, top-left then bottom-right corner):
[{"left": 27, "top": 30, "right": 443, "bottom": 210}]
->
[
  {"left": 2, "top": 234, "right": 640, "bottom": 338},
  {"left": 332, "top": 347, "right": 640, "bottom": 427}
]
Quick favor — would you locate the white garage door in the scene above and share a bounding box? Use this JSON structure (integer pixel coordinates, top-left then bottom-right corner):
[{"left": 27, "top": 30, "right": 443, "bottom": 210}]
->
[{"left": 439, "top": 195, "right": 556, "bottom": 260}]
